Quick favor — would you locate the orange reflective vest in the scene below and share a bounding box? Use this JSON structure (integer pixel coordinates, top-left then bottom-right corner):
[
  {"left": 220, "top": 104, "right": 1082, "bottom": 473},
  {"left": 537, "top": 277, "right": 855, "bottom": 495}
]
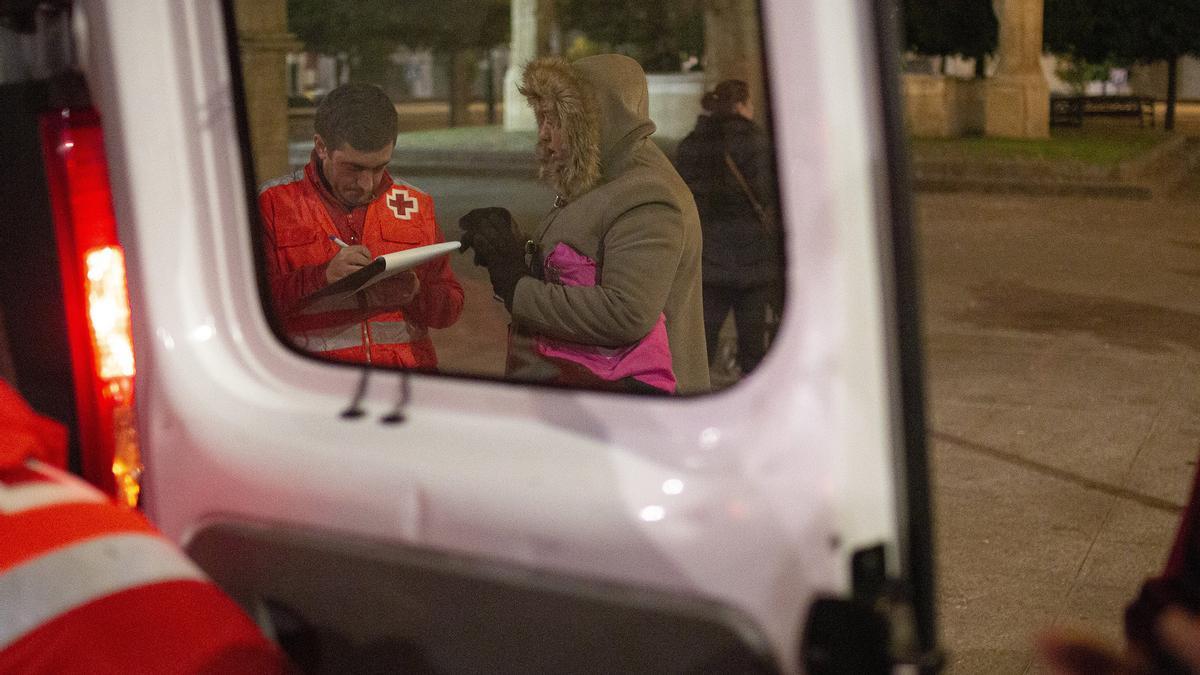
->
[
  {"left": 0, "top": 381, "right": 290, "bottom": 674},
  {"left": 259, "top": 163, "right": 463, "bottom": 369}
]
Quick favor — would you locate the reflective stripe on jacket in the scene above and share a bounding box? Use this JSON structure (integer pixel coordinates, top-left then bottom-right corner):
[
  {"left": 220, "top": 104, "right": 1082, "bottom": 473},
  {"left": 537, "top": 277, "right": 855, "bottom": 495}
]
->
[
  {"left": 0, "top": 376, "right": 289, "bottom": 674},
  {"left": 258, "top": 163, "right": 463, "bottom": 369}
]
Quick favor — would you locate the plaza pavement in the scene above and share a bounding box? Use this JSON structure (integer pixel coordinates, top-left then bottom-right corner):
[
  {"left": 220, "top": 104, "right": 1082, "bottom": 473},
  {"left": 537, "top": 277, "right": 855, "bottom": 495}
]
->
[
  {"left": 915, "top": 106, "right": 1200, "bottom": 674},
  {"left": 919, "top": 160, "right": 1200, "bottom": 674}
]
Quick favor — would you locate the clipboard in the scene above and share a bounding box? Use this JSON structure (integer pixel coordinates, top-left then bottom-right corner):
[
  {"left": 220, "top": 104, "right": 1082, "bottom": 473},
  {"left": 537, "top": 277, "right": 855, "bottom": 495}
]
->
[{"left": 298, "top": 240, "right": 461, "bottom": 312}]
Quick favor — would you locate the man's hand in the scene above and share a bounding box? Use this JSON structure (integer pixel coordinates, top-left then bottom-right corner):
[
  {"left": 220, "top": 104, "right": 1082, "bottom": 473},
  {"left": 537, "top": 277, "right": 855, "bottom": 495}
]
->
[
  {"left": 363, "top": 270, "right": 420, "bottom": 308},
  {"left": 326, "top": 245, "right": 372, "bottom": 284}
]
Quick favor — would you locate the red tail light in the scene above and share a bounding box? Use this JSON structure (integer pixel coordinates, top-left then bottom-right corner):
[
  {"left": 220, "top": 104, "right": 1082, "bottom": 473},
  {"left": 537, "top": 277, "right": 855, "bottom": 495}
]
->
[{"left": 39, "top": 106, "right": 141, "bottom": 507}]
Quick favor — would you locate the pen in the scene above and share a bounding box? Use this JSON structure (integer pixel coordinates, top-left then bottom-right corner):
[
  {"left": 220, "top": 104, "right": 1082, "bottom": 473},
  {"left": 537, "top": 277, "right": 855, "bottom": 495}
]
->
[{"left": 329, "top": 235, "right": 349, "bottom": 248}]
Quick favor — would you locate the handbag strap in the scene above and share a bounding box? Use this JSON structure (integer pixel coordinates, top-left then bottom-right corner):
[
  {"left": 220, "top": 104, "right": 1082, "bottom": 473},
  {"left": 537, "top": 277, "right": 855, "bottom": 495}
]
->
[{"left": 723, "top": 151, "right": 771, "bottom": 229}]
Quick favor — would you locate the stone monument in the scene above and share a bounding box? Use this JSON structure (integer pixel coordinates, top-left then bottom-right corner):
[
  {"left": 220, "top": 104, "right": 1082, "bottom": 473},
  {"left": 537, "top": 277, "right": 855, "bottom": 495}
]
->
[{"left": 985, "top": 0, "right": 1049, "bottom": 138}]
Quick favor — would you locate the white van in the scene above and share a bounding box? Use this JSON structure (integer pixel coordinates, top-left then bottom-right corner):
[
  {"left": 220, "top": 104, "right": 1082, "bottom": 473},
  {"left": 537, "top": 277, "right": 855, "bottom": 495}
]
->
[{"left": 0, "top": 0, "right": 938, "bottom": 672}]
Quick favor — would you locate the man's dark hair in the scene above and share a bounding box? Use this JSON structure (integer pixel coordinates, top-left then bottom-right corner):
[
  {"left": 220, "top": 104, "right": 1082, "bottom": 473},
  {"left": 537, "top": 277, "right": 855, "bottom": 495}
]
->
[{"left": 314, "top": 83, "right": 398, "bottom": 152}]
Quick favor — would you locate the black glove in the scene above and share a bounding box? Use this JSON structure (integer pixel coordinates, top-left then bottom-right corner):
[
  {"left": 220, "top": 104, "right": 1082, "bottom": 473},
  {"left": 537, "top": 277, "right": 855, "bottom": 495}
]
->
[
  {"left": 459, "top": 207, "right": 516, "bottom": 268},
  {"left": 459, "top": 207, "right": 528, "bottom": 311}
]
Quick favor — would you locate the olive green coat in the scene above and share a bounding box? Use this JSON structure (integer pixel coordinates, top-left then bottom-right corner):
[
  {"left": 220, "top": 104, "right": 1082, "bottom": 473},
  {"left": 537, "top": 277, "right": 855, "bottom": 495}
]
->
[{"left": 509, "top": 54, "right": 710, "bottom": 394}]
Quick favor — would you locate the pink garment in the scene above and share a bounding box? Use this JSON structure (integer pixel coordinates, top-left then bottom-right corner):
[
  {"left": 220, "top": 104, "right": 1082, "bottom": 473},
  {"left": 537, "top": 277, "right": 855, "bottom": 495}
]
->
[{"left": 535, "top": 243, "right": 677, "bottom": 393}]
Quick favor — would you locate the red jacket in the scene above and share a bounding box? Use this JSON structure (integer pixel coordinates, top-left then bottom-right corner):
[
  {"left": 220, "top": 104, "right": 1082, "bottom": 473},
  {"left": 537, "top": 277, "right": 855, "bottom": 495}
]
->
[
  {"left": 258, "top": 161, "right": 463, "bottom": 369},
  {"left": 0, "top": 380, "right": 290, "bottom": 674}
]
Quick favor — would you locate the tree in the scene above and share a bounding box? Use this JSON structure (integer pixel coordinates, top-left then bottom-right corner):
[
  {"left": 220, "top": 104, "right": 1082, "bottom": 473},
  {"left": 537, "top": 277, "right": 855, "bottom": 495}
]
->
[
  {"left": 1045, "top": 0, "right": 1200, "bottom": 130},
  {"left": 414, "top": 0, "right": 509, "bottom": 127},
  {"left": 1055, "top": 56, "right": 1119, "bottom": 95},
  {"left": 557, "top": 0, "right": 704, "bottom": 72},
  {"left": 902, "top": 0, "right": 998, "bottom": 78},
  {"left": 287, "top": 0, "right": 509, "bottom": 126},
  {"left": 287, "top": 2, "right": 401, "bottom": 85}
]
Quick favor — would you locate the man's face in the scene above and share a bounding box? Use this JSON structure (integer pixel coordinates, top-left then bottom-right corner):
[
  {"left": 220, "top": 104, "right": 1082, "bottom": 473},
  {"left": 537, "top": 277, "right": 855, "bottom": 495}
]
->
[
  {"left": 315, "top": 135, "right": 393, "bottom": 208},
  {"left": 534, "top": 100, "right": 568, "bottom": 176}
]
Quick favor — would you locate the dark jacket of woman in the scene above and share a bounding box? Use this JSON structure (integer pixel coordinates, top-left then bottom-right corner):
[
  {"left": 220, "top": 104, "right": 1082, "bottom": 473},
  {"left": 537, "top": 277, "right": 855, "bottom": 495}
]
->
[{"left": 675, "top": 112, "right": 779, "bottom": 288}]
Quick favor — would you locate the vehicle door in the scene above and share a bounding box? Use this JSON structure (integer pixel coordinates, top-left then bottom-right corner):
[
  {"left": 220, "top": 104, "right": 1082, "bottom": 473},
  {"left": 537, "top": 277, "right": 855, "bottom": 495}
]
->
[{"left": 65, "top": 0, "right": 936, "bottom": 671}]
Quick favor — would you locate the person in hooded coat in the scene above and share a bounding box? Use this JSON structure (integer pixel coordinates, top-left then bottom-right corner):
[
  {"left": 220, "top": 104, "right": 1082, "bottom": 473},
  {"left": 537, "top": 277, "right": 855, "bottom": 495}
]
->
[{"left": 460, "top": 54, "right": 709, "bottom": 395}]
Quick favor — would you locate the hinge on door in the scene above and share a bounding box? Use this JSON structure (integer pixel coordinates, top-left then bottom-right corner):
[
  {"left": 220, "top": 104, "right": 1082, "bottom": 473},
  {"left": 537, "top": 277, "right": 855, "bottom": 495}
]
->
[{"left": 801, "top": 544, "right": 944, "bottom": 674}]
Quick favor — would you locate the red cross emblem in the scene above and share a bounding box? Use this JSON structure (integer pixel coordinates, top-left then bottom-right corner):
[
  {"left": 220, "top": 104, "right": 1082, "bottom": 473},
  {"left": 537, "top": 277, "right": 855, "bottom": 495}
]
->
[{"left": 386, "top": 187, "right": 419, "bottom": 220}]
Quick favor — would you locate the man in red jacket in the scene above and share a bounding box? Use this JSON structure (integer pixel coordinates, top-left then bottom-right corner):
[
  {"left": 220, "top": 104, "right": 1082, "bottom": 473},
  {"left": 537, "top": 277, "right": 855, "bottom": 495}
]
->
[{"left": 259, "top": 83, "right": 463, "bottom": 369}]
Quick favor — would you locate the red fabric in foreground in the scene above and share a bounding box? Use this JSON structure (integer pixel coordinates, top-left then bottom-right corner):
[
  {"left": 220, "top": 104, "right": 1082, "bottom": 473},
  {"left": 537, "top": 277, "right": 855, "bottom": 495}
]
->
[
  {"left": 0, "top": 380, "right": 67, "bottom": 470},
  {"left": 0, "top": 579, "right": 291, "bottom": 674},
  {"left": 1125, "top": 461, "right": 1200, "bottom": 673},
  {"left": 0, "top": 381, "right": 291, "bottom": 673},
  {"left": 0, "top": 500, "right": 157, "bottom": 573},
  {"left": 1163, "top": 464, "right": 1200, "bottom": 580}
]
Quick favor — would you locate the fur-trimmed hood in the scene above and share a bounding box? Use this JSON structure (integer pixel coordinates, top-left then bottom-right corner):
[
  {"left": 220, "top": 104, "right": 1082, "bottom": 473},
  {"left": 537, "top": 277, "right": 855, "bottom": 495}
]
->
[{"left": 520, "top": 54, "right": 657, "bottom": 200}]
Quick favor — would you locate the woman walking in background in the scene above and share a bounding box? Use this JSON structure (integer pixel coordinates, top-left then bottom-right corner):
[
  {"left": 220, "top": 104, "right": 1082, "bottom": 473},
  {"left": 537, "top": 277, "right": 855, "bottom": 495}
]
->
[{"left": 676, "top": 79, "right": 781, "bottom": 385}]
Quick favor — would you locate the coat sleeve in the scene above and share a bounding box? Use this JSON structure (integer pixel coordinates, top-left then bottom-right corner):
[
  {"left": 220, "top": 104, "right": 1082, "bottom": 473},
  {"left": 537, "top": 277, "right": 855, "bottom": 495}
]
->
[
  {"left": 259, "top": 190, "right": 330, "bottom": 316},
  {"left": 404, "top": 218, "right": 464, "bottom": 329},
  {"left": 511, "top": 198, "right": 683, "bottom": 348}
]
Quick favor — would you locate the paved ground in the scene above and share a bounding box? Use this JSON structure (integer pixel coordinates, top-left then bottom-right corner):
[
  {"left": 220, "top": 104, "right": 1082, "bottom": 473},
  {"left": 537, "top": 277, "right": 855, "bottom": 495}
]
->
[{"left": 918, "top": 165, "right": 1200, "bottom": 673}]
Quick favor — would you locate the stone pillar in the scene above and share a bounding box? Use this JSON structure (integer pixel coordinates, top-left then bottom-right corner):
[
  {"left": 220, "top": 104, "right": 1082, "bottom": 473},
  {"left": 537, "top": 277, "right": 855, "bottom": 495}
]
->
[
  {"left": 503, "top": 0, "right": 555, "bottom": 131},
  {"left": 233, "top": 0, "right": 300, "bottom": 182},
  {"left": 704, "top": 0, "right": 766, "bottom": 124},
  {"left": 985, "top": 0, "right": 1049, "bottom": 138}
]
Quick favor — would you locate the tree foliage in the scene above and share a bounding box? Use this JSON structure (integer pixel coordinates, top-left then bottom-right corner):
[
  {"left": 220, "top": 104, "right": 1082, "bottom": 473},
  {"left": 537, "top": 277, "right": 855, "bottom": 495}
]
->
[
  {"left": 1054, "top": 55, "right": 1118, "bottom": 94},
  {"left": 1046, "top": 0, "right": 1200, "bottom": 64},
  {"left": 287, "top": 0, "right": 509, "bottom": 82},
  {"left": 1045, "top": 0, "right": 1200, "bottom": 128},
  {"left": 557, "top": 0, "right": 704, "bottom": 71},
  {"left": 1043, "top": 0, "right": 1112, "bottom": 63},
  {"left": 902, "top": 0, "right": 998, "bottom": 73},
  {"left": 289, "top": 0, "right": 713, "bottom": 77}
]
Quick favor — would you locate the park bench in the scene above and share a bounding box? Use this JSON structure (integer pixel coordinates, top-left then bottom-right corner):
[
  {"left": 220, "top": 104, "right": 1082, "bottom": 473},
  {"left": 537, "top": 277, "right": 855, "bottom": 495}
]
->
[{"left": 1050, "top": 95, "right": 1157, "bottom": 128}]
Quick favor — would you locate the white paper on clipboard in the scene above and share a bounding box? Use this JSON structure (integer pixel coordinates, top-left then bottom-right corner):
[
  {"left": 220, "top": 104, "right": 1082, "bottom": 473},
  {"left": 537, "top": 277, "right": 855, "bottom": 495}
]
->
[{"left": 298, "top": 240, "right": 461, "bottom": 313}]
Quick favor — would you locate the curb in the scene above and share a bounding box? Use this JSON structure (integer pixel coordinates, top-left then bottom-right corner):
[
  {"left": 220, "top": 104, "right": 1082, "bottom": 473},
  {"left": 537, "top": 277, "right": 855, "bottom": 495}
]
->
[
  {"left": 288, "top": 136, "right": 680, "bottom": 179},
  {"left": 911, "top": 177, "right": 1153, "bottom": 199},
  {"left": 288, "top": 143, "right": 538, "bottom": 178},
  {"left": 391, "top": 150, "right": 538, "bottom": 178}
]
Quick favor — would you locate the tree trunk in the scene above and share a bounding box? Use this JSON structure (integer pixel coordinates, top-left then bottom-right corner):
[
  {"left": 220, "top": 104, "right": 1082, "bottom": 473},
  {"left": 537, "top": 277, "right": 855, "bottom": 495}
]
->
[
  {"left": 447, "top": 49, "right": 476, "bottom": 128},
  {"left": 485, "top": 49, "right": 496, "bottom": 125},
  {"left": 1165, "top": 55, "right": 1178, "bottom": 132}
]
